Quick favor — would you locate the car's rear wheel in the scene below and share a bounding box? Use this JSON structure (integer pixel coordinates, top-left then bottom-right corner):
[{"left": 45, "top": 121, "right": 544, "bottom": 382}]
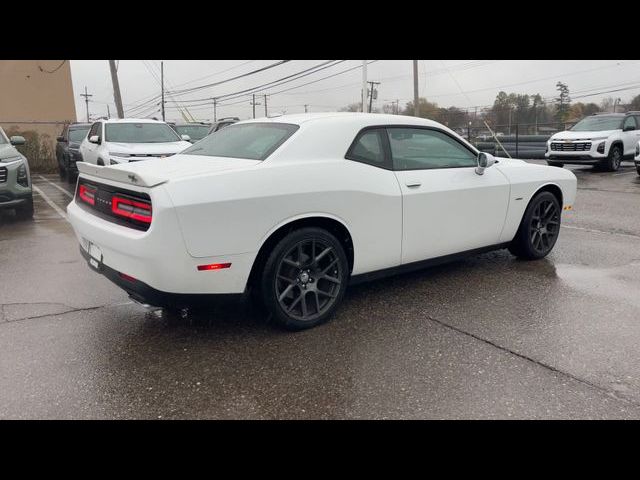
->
[
  {"left": 508, "top": 191, "right": 561, "bottom": 260},
  {"left": 602, "top": 144, "right": 622, "bottom": 172},
  {"left": 15, "top": 196, "right": 34, "bottom": 220},
  {"left": 637, "top": 166, "right": 640, "bottom": 176},
  {"left": 260, "top": 227, "right": 348, "bottom": 330},
  {"left": 546, "top": 161, "right": 564, "bottom": 168}
]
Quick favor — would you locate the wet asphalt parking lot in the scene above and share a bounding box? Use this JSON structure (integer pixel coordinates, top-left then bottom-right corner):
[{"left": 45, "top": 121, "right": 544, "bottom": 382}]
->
[{"left": 1, "top": 161, "right": 640, "bottom": 419}]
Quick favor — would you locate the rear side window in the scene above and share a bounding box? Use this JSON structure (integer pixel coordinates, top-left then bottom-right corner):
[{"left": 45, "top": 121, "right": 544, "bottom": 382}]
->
[
  {"left": 182, "top": 123, "right": 298, "bottom": 161},
  {"left": 345, "top": 128, "right": 389, "bottom": 168}
]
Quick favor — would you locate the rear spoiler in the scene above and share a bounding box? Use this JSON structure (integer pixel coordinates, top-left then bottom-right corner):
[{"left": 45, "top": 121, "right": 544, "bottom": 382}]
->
[{"left": 76, "top": 162, "right": 168, "bottom": 188}]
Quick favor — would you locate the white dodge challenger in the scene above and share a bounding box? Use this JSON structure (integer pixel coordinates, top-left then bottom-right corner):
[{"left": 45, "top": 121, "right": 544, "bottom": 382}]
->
[{"left": 67, "top": 113, "right": 577, "bottom": 330}]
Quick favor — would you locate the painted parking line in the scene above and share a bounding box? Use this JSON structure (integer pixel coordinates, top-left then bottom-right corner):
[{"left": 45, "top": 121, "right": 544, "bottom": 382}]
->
[
  {"left": 36, "top": 175, "right": 74, "bottom": 198},
  {"left": 562, "top": 224, "right": 640, "bottom": 240},
  {"left": 32, "top": 185, "right": 68, "bottom": 221}
]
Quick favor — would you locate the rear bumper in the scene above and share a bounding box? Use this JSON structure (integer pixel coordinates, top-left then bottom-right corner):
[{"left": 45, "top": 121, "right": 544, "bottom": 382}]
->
[
  {"left": 67, "top": 191, "right": 255, "bottom": 295},
  {"left": 79, "top": 246, "right": 243, "bottom": 308}
]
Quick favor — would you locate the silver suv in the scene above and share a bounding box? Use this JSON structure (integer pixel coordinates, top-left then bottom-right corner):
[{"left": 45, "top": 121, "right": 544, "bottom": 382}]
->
[
  {"left": 0, "top": 127, "right": 33, "bottom": 220},
  {"left": 546, "top": 112, "right": 640, "bottom": 171}
]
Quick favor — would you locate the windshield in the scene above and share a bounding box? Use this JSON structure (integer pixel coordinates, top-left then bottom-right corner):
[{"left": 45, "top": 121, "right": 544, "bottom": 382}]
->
[
  {"left": 570, "top": 116, "right": 623, "bottom": 132},
  {"left": 174, "top": 125, "right": 210, "bottom": 141},
  {"left": 182, "top": 123, "right": 299, "bottom": 160},
  {"left": 105, "top": 123, "right": 181, "bottom": 143},
  {"left": 69, "top": 127, "right": 90, "bottom": 142}
]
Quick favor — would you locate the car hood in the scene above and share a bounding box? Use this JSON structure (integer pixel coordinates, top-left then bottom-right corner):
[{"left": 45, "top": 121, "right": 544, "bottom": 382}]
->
[
  {"left": 105, "top": 141, "right": 192, "bottom": 155},
  {"left": 0, "top": 144, "right": 22, "bottom": 162},
  {"left": 550, "top": 130, "right": 619, "bottom": 141},
  {"left": 77, "top": 154, "right": 261, "bottom": 188}
]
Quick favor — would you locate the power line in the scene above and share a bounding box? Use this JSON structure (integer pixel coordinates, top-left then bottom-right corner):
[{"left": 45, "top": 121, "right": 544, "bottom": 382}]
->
[{"left": 167, "top": 60, "right": 292, "bottom": 96}]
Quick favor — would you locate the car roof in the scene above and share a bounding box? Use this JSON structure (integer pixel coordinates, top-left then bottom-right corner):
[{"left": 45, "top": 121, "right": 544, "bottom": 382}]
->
[
  {"left": 238, "top": 112, "right": 445, "bottom": 129},
  {"left": 99, "top": 118, "right": 168, "bottom": 124}
]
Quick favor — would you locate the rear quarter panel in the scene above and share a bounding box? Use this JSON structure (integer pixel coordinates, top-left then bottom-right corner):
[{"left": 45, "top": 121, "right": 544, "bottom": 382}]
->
[{"left": 164, "top": 159, "right": 403, "bottom": 275}]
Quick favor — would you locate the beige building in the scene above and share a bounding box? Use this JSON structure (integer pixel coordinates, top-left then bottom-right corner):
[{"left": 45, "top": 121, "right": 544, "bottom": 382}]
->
[{"left": 0, "top": 60, "right": 77, "bottom": 171}]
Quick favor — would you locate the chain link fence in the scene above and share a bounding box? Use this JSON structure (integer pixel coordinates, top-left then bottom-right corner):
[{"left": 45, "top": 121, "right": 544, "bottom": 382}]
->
[{"left": 465, "top": 122, "right": 577, "bottom": 159}]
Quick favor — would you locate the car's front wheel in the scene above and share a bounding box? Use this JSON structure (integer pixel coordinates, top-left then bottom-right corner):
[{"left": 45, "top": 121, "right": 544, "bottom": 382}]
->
[
  {"left": 508, "top": 191, "right": 561, "bottom": 260},
  {"left": 260, "top": 227, "right": 349, "bottom": 330},
  {"left": 15, "top": 196, "right": 34, "bottom": 220},
  {"left": 602, "top": 144, "right": 622, "bottom": 172}
]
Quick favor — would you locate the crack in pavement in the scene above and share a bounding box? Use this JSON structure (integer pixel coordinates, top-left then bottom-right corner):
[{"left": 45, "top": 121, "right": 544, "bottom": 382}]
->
[
  {"left": 0, "top": 301, "right": 134, "bottom": 325},
  {"left": 562, "top": 224, "right": 640, "bottom": 240},
  {"left": 425, "top": 314, "right": 640, "bottom": 411}
]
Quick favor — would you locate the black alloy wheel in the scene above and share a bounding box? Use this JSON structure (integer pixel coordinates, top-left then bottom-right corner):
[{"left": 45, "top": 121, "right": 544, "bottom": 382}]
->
[
  {"left": 261, "top": 227, "right": 348, "bottom": 330},
  {"left": 509, "top": 191, "right": 561, "bottom": 260}
]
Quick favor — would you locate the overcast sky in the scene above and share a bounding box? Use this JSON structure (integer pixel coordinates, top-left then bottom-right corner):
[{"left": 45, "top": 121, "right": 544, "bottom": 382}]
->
[{"left": 69, "top": 60, "right": 640, "bottom": 122}]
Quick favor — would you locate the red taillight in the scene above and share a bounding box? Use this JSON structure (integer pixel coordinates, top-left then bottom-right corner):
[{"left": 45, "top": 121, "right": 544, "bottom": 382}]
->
[
  {"left": 79, "top": 184, "right": 96, "bottom": 206},
  {"left": 119, "top": 272, "right": 136, "bottom": 282},
  {"left": 197, "top": 263, "right": 232, "bottom": 271},
  {"left": 111, "top": 195, "right": 152, "bottom": 224}
]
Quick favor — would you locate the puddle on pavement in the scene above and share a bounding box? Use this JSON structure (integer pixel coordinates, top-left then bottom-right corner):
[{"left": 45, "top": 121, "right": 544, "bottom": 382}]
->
[{"left": 555, "top": 262, "right": 640, "bottom": 308}]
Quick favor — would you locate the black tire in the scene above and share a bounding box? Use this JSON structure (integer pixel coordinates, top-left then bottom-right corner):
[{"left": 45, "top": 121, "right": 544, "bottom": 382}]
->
[
  {"left": 67, "top": 169, "right": 77, "bottom": 184},
  {"left": 97, "top": 158, "right": 105, "bottom": 166},
  {"left": 59, "top": 164, "right": 67, "bottom": 181},
  {"left": 602, "top": 144, "right": 622, "bottom": 172},
  {"left": 15, "top": 196, "right": 34, "bottom": 220},
  {"left": 508, "top": 191, "right": 561, "bottom": 260},
  {"left": 260, "top": 227, "right": 349, "bottom": 331},
  {"left": 546, "top": 161, "right": 564, "bottom": 168},
  {"left": 637, "top": 167, "right": 640, "bottom": 176}
]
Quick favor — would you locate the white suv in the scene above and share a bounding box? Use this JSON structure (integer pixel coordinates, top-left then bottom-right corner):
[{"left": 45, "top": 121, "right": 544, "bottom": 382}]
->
[
  {"left": 79, "top": 118, "right": 192, "bottom": 166},
  {"left": 545, "top": 112, "right": 640, "bottom": 171}
]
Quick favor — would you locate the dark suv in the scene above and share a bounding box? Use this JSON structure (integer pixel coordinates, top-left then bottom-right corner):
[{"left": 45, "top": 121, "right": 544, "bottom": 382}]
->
[
  {"left": 169, "top": 122, "right": 211, "bottom": 143},
  {"left": 56, "top": 122, "right": 91, "bottom": 183}
]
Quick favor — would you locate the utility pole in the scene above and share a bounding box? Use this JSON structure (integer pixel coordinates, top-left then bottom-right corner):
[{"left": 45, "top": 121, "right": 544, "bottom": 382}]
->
[
  {"left": 362, "top": 60, "right": 368, "bottom": 113},
  {"left": 108, "top": 60, "right": 124, "bottom": 118},
  {"left": 393, "top": 99, "right": 399, "bottom": 114},
  {"left": 413, "top": 60, "right": 419, "bottom": 117},
  {"left": 161, "top": 61, "right": 165, "bottom": 121},
  {"left": 213, "top": 98, "right": 217, "bottom": 121},
  {"left": 367, "top": 81, "right": 380, "bottom": 113},
  {"left": 304, "top": 104, "right": 309, "bottom": 113},
  {"left": 80, "top": 86, "right": 92, "bottom": 122},
  {"left": 250, "top": 94, "right": 261, "bottom": 119},
  {"left": 264, "top": 94, "right": 268, "bottom": 117},
  {"left": 107, "top": 104, "right": 110, "bottom": 118}
]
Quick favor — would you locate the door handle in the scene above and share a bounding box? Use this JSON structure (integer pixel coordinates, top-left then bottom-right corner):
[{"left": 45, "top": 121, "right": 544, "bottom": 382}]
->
[{"left": 405, "top": 181, "right": 422, "bottom": 188}]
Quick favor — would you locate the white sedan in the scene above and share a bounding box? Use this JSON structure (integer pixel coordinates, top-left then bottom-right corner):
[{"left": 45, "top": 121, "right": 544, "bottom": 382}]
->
[{"left": 67, "top": 113, "right": 577, "bottom": 330}]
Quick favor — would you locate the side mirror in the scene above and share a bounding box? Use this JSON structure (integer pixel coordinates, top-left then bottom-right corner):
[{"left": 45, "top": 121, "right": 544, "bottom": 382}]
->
[
  {"left": 10, "top": 136, "right": 26, "bottom": 146},
  {"left": 623, "top": 125, "right": 635, "bottom": 132},
  {"left": 89, "top": 135, "right": 100, "bottom": 144},
  {"left": 181, "top": 134, "right": 191, "bottom": 142},
  {"left": 476, "top": 152, "right": 496, "bottom": 175},
  {"left": 57, "top": 135, "right": 66, "bottom": 142}
]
